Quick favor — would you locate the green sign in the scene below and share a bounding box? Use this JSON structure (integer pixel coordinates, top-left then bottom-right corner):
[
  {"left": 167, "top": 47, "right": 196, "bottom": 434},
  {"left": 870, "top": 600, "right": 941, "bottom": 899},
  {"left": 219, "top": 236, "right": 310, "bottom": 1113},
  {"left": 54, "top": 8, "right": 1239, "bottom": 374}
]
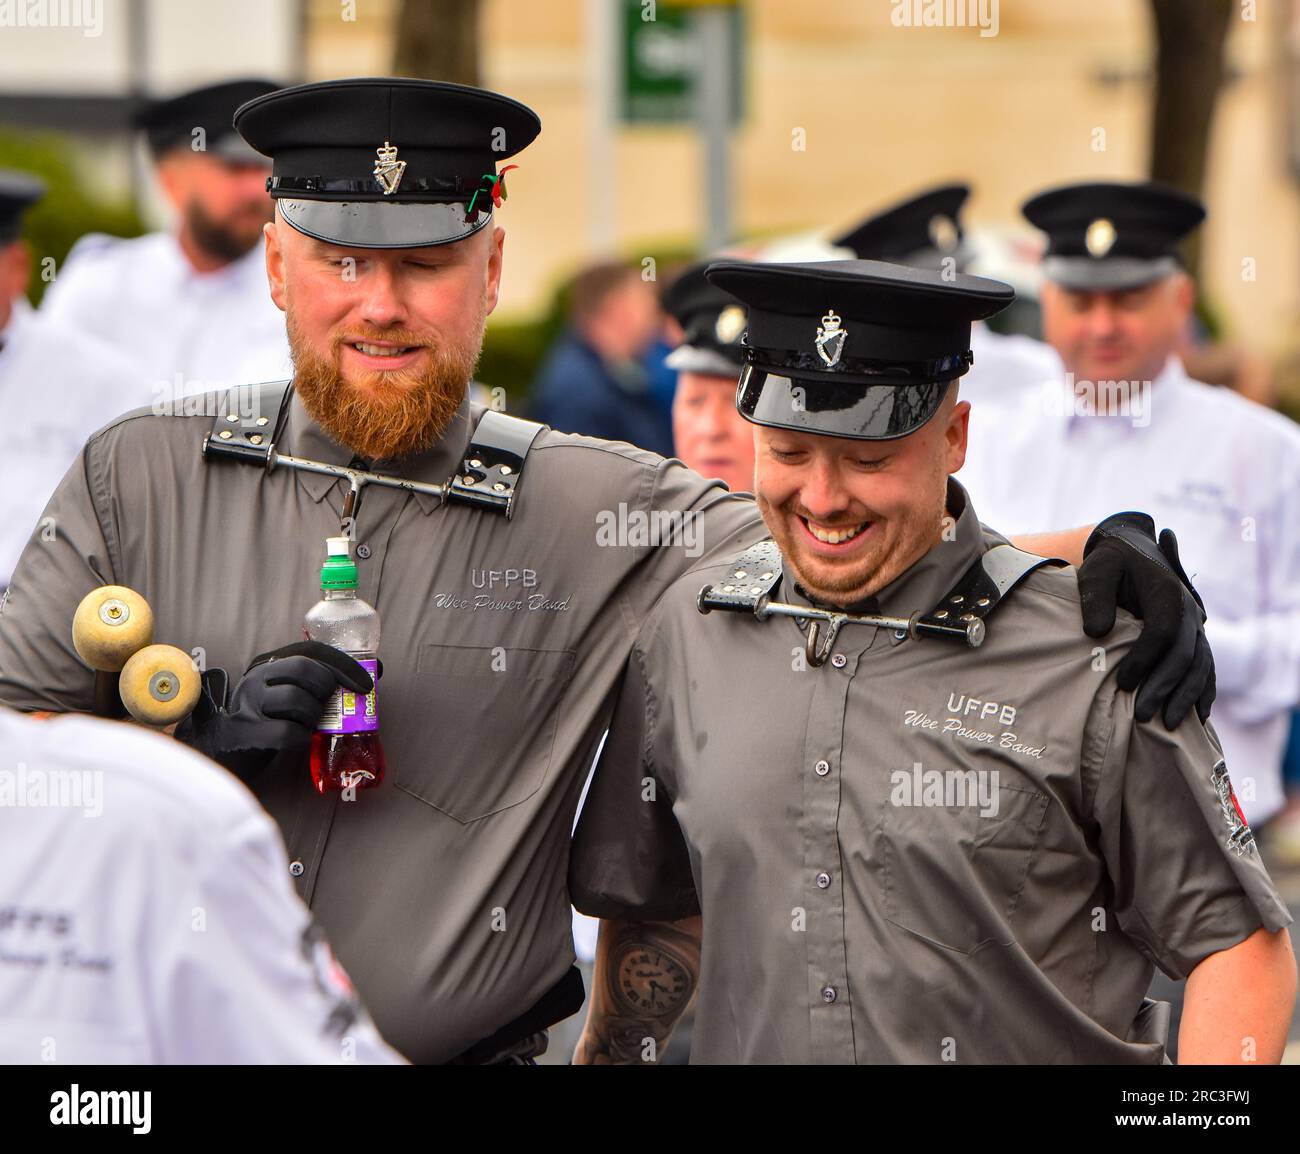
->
[{"left": 620, "top": 0, "right": 745, "bottom": 125}]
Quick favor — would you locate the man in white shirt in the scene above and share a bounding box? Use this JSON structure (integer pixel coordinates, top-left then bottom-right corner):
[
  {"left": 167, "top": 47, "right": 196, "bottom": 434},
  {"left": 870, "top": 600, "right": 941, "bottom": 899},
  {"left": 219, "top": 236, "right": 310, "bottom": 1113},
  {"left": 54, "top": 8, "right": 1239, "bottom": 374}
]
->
[
  {"left": 39, "top": 79, "right": 291, "bottom": 399},
  {"left": 0, "top": 172, "right": 144, "bottom": 585},
  {"left": 0, "top": 706, "right": 405, "bottom": 1064},
  {"left": 961, "top": 180, "right": 1300, "bottom": 830}
]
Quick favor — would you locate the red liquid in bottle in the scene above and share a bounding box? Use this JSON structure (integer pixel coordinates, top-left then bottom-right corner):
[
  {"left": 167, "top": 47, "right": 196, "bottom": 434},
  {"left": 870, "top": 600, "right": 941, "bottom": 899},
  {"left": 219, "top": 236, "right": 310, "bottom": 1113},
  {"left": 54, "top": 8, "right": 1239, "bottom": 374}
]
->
[
  {"left": 310, "top": 729, "right": 387, "bottom": 794},
  {"left": 306, "top": 538, "right": 386, "bottom": 796}
]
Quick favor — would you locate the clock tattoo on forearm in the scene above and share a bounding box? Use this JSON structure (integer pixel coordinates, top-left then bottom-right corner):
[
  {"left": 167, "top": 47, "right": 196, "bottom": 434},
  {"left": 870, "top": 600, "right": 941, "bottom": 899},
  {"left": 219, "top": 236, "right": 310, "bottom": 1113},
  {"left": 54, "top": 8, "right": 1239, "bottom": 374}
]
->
[
  {"left": 574, "top": 919, "right": 701, "bottom": 1063},
  {"left": 613, "top": 941, "right": 693, "bottom": 1017}
]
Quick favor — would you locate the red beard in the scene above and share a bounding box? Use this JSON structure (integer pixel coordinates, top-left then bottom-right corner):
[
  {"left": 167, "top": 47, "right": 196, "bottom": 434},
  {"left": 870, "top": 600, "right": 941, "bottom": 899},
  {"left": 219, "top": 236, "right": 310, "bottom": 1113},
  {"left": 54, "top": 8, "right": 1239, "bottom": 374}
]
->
[{"left": 286, "top": 310, "right": 483, "bottom": 461}]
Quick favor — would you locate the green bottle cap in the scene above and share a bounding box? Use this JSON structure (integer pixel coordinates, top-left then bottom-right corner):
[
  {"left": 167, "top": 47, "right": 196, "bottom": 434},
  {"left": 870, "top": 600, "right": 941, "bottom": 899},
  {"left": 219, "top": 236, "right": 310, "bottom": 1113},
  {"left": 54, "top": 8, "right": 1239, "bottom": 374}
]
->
[{"left": 320, "top": 536, "right": 358, "bottom": 589}]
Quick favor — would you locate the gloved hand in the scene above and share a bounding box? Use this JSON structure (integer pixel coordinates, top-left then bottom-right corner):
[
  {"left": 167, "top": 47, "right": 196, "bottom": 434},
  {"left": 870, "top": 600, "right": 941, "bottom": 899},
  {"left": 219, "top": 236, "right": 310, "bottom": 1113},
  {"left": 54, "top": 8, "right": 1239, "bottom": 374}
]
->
[
  {"left": 1078, "top": 512, "right": 1215, "bottom": 729},
  {"left": 175, "top": 640, "right": 374, "bottom": 781}
]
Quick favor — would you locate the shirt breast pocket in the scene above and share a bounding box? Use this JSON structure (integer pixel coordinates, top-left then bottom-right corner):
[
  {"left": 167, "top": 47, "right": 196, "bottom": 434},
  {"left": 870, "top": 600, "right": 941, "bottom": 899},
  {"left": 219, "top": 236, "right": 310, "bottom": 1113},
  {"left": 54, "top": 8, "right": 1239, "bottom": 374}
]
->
[
  {"left": 396, "top": 643, "right": 577, "bottom": 823},
  {"left": 879, "top": 781, "right": 1049, "bottom": 955}
]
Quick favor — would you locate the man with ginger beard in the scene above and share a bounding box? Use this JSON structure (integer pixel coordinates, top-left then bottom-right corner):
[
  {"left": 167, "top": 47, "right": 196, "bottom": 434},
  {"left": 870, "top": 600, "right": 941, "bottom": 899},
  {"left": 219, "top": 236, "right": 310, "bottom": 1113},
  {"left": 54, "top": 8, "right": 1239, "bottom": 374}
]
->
[
  {"left": 0, "top": 79, "right": 1225, "bottom": 1065},
  {"left": 40, "top": 79, "right": 290, "bottom": 396},
  {"left": 284, "top": 306, "right": 475, "bottom": 463},
  {"left": 0, "top": 77, "right": 770, "bottom": 1065},
  {"left": 569, "top": 260, "right": 1295, "bottom": 1064}
]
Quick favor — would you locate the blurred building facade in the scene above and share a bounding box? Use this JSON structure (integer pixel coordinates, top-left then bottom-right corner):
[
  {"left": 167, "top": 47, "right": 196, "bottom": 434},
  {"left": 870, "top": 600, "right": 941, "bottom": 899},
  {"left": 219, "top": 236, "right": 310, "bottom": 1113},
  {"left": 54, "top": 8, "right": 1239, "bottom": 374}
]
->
[{"left": 0, "top": 0, "right": 1295, "bottom": 360}]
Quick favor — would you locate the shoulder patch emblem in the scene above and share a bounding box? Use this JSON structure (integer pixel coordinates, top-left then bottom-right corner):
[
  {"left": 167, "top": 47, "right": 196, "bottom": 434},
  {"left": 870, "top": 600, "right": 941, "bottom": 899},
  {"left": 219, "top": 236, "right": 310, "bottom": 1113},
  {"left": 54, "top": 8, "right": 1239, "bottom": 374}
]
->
[{"left": 1211, "top": 759, "right": 1255, "bottom": 856}]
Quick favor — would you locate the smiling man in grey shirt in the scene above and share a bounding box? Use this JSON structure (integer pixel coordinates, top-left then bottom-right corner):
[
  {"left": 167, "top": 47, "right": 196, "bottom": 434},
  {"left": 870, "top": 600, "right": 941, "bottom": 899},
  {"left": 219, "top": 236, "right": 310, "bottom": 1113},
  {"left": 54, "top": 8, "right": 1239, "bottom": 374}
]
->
[{"left": 570, "top": 259, "right": 1295, "bottom": 1064}]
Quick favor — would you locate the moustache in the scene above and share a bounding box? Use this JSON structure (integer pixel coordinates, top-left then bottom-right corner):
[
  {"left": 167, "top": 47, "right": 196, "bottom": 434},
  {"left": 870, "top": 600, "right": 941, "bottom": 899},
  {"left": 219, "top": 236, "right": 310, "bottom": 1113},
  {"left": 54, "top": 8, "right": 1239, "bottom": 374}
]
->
[
  {"left": 784, "top": 502, "right": 879, "bottom": 531},
  {"left": 330, "top": 330, "right": 436, "bottom": 355}
]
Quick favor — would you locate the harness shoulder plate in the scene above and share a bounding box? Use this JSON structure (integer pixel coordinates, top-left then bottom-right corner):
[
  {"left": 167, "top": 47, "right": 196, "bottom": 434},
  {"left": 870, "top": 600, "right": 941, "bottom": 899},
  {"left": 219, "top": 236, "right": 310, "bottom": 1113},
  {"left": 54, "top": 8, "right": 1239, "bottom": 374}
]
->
[
  {"left": 201, "top": 379, "right": 293, "bottom": 465},
  {"left": 448, "top": 409, "right": 544, "bottom": 519},
  {"left": 696, "top": 539, "right": 783, "bottom": 613},
  {"left": 915, "top": 544, "right": 1065, "bottom": 632}
]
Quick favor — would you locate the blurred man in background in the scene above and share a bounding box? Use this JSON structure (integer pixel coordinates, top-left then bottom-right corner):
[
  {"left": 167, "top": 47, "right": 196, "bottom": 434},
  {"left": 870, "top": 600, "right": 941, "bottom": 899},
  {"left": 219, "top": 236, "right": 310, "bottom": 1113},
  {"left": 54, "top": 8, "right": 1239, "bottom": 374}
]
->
[
  {"left": 529, "top": 260, "right": 672, "bottom": 455},
  {"left": 662, "top": 260, "right": 754, "bottom": 495},
  {"left": 0, "top": 171, "right": 140, "bottom": 587},
  {"left": 962, "top": 181, "right": 1300, "bottom": 840},
  {"left": 39, "top": 78, "right": 290, "bottom": 396}
]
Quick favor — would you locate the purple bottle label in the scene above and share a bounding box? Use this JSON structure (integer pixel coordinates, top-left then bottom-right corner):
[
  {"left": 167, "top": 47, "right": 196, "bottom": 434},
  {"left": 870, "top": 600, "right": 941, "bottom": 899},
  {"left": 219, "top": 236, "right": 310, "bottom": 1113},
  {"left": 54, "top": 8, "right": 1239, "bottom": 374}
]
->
[{"left": 316, "top": 658, "right": 379, "bottom": 734}]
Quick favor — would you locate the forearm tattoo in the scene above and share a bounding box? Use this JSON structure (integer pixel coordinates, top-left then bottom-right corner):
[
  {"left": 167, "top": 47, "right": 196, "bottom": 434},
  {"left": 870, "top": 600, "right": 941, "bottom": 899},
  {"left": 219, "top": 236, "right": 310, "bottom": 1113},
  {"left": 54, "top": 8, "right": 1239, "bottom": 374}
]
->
[{"left": 574, "top": 917, "right": 701, "bottom": 1064}]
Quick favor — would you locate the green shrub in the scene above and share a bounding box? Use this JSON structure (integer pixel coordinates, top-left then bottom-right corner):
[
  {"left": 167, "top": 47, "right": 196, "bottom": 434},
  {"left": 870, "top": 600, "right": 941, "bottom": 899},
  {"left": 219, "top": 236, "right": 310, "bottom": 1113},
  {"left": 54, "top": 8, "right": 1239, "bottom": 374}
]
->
[{"left": 0, "top": 128, "right": 144, "bottom": 306}]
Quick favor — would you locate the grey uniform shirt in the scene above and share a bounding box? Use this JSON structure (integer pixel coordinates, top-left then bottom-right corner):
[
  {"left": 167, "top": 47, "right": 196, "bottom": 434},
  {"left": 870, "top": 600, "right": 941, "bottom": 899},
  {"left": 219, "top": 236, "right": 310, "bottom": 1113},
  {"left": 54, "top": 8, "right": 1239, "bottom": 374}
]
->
[
  {"left": 0, "top": 387, "right": 765, "bottom": 1063},
  {"left": 570, "top": 482, "right": 1290, "bottom": 1064}
]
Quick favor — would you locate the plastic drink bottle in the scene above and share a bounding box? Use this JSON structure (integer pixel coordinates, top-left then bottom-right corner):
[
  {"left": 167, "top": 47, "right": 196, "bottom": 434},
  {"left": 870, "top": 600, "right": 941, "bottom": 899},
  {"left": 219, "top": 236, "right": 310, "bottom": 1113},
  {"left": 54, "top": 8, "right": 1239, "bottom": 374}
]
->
[{"left": 304, "top": 536, "right": 386, "bottom": 793}]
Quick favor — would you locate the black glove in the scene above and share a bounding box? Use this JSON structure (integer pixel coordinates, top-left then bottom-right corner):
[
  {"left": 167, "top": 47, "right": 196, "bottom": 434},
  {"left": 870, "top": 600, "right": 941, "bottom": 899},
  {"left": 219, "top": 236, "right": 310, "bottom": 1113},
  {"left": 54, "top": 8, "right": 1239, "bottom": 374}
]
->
[
  {"left": 1078, "top": 512, "right": 1215, "bottom": 729},
  {"left": 175, "top": 640, "right": 374, "bottom": 781}
]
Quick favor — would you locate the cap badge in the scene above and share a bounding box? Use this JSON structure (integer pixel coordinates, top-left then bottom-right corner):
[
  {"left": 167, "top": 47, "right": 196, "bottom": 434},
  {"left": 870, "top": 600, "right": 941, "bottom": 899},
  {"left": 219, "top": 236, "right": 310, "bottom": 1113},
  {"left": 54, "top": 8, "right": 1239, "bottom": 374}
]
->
[
  {"left": 1085, "top": 217, "right": 1116, "bottom": 258},
  {"left": 715, "top": 305, "right": 746, "bottom": 345},
  {"left": 815, "top": 309, "right": 847, "bottom": 368},
  {"left": 373, "top": 141, "right": 407, "bottom": 196},
  {"left": 928, "top": 214, "right": 959, "bottom": 253}
]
